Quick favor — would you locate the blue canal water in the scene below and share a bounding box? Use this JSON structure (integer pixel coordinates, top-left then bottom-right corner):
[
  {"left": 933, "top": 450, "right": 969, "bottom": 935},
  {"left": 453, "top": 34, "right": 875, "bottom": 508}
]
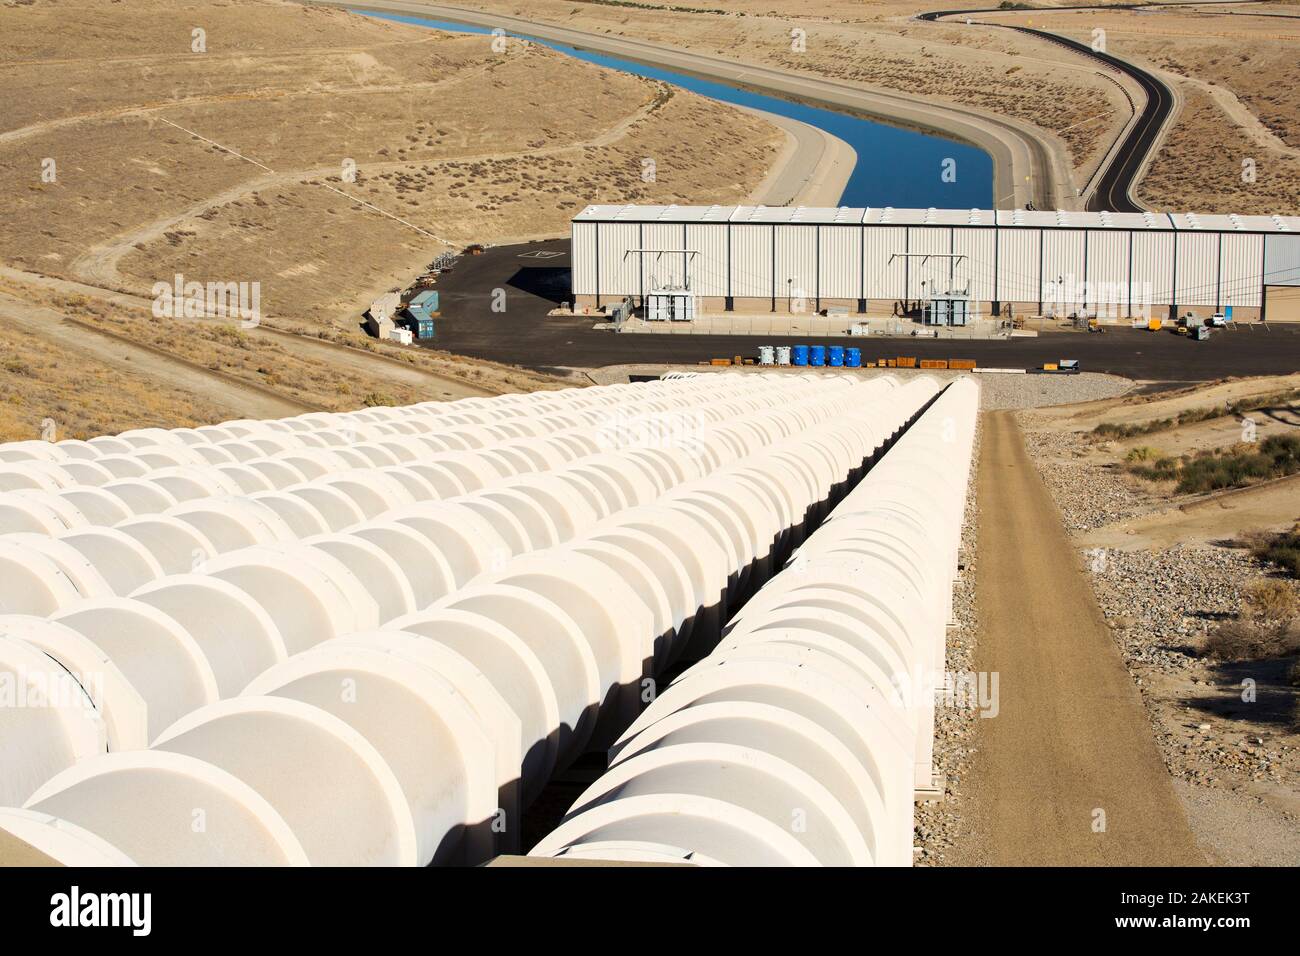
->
[{"left": 359, "top": 11, "right": 993, "bottom": 208}]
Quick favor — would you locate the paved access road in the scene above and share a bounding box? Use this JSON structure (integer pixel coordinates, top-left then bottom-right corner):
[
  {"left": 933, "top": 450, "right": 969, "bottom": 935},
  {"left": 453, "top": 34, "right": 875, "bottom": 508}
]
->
[
  {"left": 954, "top": 411, "right": 1204, "bottom": 865},
  {"left": 920, "top": 5, "right": 1175, "bottom": 213},
  {"left": 425, "top": 240, "right": 1300, "bottom": 381}
]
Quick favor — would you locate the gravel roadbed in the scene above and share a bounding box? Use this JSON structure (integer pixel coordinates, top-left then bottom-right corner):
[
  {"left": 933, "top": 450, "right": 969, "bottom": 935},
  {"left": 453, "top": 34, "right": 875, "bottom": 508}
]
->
[
  {"left": 1018, "top": 413, "right": 1300, "bottom": 864},
  {"left": 914, "top": 420, "right": 981, "bottom": 865}
]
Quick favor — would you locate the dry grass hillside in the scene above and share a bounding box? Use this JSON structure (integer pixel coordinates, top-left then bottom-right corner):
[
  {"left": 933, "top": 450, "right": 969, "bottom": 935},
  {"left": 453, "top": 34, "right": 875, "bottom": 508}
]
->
[
  {"left": 1, "top": 0, "right": 781, "bottom": 322},
  {"left": 0, "top": 0, "right": 785, "bottom": 437},
  {"left": 452, "top": 0, "right": 1134, "bottom": 187},
  {"left": 979, "top": 3, "right": 1300, "bottom": 214},
  {"left": 457, "top": 0, "right": 1300, "bottom": 214}
]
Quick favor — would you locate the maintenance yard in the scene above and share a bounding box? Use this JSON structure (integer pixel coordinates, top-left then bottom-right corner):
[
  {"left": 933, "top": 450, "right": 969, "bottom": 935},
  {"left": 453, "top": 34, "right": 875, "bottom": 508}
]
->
[{"left": 423, "top": 239, "right": 1300, "bottom": 381}]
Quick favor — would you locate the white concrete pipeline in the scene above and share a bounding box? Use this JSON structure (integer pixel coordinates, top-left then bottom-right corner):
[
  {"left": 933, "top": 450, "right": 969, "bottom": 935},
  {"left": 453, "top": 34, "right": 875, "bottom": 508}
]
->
[
  {"left": 2, "top": 373, "right": 953, "bottom": 866},
  {"left": 0, "top": 633, "right": 107, "bottom": 807},
  {"left": 530, "top": 378, "right": 979, "bottom": 867},
  {"left": 0, "top": 374, "right": 809, "bottom": 585}
]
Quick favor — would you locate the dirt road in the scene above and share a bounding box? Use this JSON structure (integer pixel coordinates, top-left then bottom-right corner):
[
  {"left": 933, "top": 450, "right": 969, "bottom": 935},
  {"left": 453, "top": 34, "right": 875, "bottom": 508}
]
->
[
  {"left": 0, "top": 292, "right": 315, "bottom": 420},
  {"left": 956, "top": 411, "right": 1203, "bottom": 865},
  {"left": 0, "top": 265, "right": 498, "bottom": 400}
]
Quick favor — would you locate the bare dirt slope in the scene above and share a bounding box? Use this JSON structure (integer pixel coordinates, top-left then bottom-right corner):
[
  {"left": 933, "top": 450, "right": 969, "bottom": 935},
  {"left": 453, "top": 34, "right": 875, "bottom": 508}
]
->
[
  {"left": 0, "top": 0, "right": 785, "bottom": 325},
  {"left": 0, "top": 0, "right": 795, "bottom": 439},
  {"left": 1079, "top": 475, "right": 1300, "bottom": 551},
  {"left": 956, "top": 411, "right": 1203, "bottom": 865}
]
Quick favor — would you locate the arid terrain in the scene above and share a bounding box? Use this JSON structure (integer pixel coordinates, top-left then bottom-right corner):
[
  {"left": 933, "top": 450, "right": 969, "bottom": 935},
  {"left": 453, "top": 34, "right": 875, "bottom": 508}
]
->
[
  {"left": 0, "top": 0, "right": 790, "bottom": 439},
  {"left": 450, "top": 0, "right": 1300, "bottom": 214},
  {"left": 445, "top": 0, "right": 1130, "bottom": 197},
  {"left": 1019, "top": 374, "right": 1300, "bottom": 864},
  {"left": 979, "top": 2, "right": 1300, "bottom": 213}
]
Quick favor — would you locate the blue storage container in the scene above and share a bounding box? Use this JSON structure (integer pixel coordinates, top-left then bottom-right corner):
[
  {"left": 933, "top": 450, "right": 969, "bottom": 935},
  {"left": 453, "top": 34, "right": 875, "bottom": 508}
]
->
[
  {"left": 828, "top": 346, "right": 845, "bottom": 367},
  {"left": 792, "top": 345, "right": 809, "bottom": 366},
  {"left": 810, "top": 345, "right": 826, "bottom": 367},
  {"left": 846, "top": 347, "right": 862, "bottom": 368}
]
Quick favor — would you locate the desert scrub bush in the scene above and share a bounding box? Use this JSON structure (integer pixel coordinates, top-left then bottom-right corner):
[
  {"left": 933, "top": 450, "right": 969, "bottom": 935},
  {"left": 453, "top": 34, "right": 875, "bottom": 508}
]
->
[
  {"left": 1095, "top": 410, "right": 1219, "bottom": 439},
  {"left": 1203, "top": 580, "right": 1300, "bottom": 660},
  {"left": 1126, "top": 455, "right": 1180, "bottom": 482},
  {"left": 1094, "top": 390, "right": 1300, "bottom": 440},
  {"left": 1094, "top": 418, "right": 1174, "bottom": 439},
  {"left": 1125, "top": 434, "right": 1300, "bottom": 492},
  {"left": 1125, "top": 446, "right": 1162, "bottom": 463},
  {"left": 208, "top": 326, "right": 252, "bottom": 350},
  {"left": 1249, "top": 527, "right": 1300, "bottom": 577}
]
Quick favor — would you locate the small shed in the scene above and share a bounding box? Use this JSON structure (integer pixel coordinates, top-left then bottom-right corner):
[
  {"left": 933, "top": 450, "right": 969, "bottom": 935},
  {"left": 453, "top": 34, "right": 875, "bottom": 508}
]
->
[
  {"left": 405, "top": 289, "right": 439, "bottom": 339},
  {"left": 365, "top": 292, "right": 402, "bottom": 338},
  {"left": 408, "top": 289, "right": 439, "bottom": 319}
]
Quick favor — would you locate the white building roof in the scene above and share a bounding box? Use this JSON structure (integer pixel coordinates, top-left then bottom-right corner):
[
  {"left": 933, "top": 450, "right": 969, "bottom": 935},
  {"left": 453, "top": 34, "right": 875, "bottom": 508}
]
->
[{"left": 573, "top": 205, "right": 1300, "bottom": 233}]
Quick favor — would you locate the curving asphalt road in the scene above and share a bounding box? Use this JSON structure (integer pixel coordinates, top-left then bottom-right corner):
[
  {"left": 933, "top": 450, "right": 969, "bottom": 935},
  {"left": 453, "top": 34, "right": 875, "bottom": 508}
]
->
[
  {"left": 919, "top": 5, "right": 1176, "bottom": 213},
  {"left": 1002, "top": 26, "right": 1171, "bottom": 213},
  {"left": 920, "top": 0, "right": 1299, "bottom": 210}
]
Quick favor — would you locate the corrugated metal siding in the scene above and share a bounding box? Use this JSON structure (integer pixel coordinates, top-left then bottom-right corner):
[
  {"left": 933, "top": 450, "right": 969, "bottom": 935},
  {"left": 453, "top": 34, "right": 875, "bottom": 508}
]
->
[
  {"left": 1132, "top": 231, "right": 1175, "bottom": 303},
  {"left": 818, "top": 225, "right": 862, "bottom": 300},
  {"left": 905, "top": 227, "right": 951, "bottom": 300},
  {"left": 686, "top": 223, "right": 728, "bottom": 296},
  {"left": 996, "top": 229, "right": 1040, "bottom": 302},
  {"left": 1042, "top": 229, "right": 1086, "bottom": 291},
  {"left": 573, "top": 213, "right": 1280, "bottom": 309},
  {"left": 1175, "top": 232, "right": 1219, "bottom": 305},
  {"left": 571, "top": 222, "right": 598, "bottom": 296},
  {"left": 863, "top": 226, "right": 907, "bottom": 299},
  {"left": 775, "top": 225, "right": 818, "bottom": 303},
  {"left": 641, "top": 223, "right": 687, "bottom": 290},
  {"left": 952, "top": 228, "right": 996, "bottom": 301},
  {"left": 1265, "top": 234, "right": 1300, "bottom": 287},
  {"left": 1085, "top": 230, "right": 1129, "bottom": 311},
  {"left": 596, "top": 221, "right": 639, "bottom": 297},
  {"left": 1222, "top": 233, "right": 1263, "bottom": 306},
  {"left": 730, "top": 224, "right": 773, "bottom": 298}
]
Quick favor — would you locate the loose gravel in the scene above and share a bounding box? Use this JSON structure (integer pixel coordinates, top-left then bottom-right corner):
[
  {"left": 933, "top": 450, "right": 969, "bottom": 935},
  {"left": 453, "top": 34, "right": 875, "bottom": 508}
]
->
[
  {"left": 1019, "top": 413, "right": 1300, "bottom": 863},
  {"left": 1020, "top": 428, "right": 1155, "bottom": 531},
  {"left": 1087, "top": 546, "right": 1297, "bottom": 791},
  {"left": 971, "top": 370, "right": 1132, "bottom": 410},
  {"left": 913, "top": 419, "right": 981, "bottom": 866}
]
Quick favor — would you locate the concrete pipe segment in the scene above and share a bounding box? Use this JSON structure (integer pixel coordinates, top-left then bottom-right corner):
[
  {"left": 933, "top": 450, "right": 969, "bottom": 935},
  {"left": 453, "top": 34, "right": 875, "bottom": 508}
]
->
[
  {"left": 530, "top": 378, "right": 979, "bottom": 867},
  {"left": 0, "top": 372, "right": 963, "bottom": 865}
]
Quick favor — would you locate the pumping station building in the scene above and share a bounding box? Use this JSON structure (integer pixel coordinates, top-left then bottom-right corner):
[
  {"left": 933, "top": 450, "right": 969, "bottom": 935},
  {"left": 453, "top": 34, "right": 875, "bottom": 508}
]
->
[{"left": 571, "top": 204, "right": 1300, "bottom": 324}]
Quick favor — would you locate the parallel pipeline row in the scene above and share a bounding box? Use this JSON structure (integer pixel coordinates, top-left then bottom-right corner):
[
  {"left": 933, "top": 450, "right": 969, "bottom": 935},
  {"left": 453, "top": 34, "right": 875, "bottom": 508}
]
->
[
  {"left": 0, "top": 371, "right": 964, "bottom": 865},
  {"left": 531, "top": 380, "right": 978, "bottom": 865}
]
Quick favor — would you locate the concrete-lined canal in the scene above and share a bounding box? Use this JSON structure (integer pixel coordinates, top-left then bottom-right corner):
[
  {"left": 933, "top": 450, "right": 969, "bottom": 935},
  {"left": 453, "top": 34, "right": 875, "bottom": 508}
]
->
[{"left": 360, "top": 11, "right": 994, "bottom": 208}]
